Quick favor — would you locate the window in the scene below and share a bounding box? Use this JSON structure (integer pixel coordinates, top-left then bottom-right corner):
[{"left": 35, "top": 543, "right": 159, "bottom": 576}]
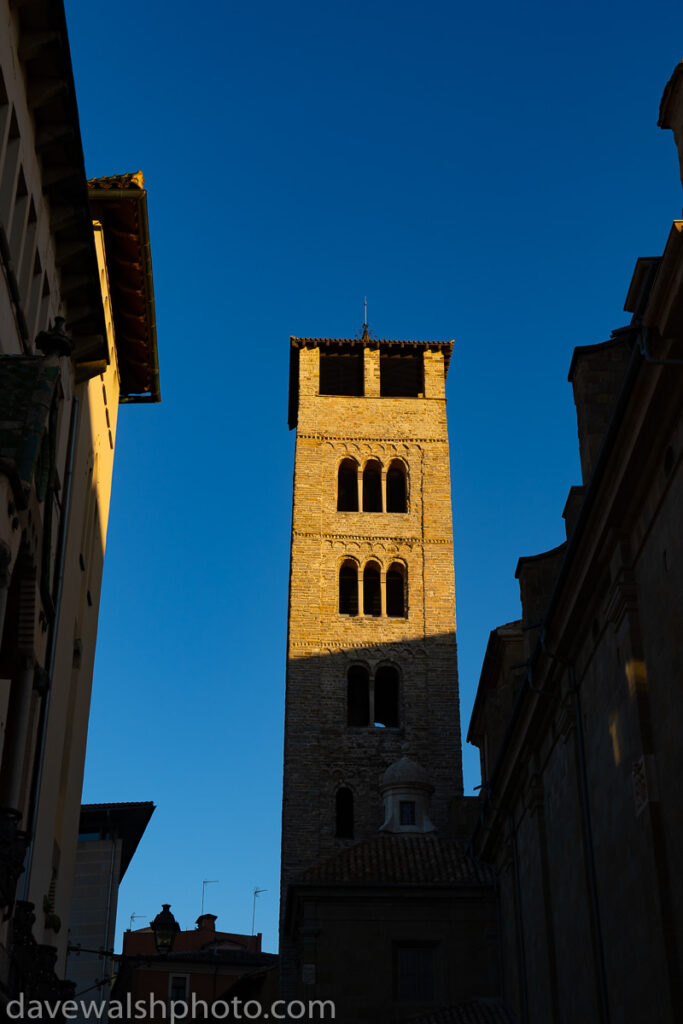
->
[
  {"left": 320, "top": 350, "right": 363, "bottom": 396},
  {"left": 169, "top": 976, "right": 189, "bottom": 1003},
  {"left": 339, "top": 560, "right": 358, "bottom": 616},
  {"left": 380, "top": 349, "right": 423, "bottom": 397},
  {"left": 386, "top": 460, "right": 407, "bottom": 513},
  {"left": 335, "top": 788, "right": 354, "bottom": 838},
  {"left": 347, "top": 666, "right": 370, "bottom": 726},
  {"left": 362, "top": 460, "right": 382, "bottom": 512},
  {"left": 337, "top": 459, "right": 359, "bottom": 511},
  {"left": 347, "top": 664, "right": 400, "bottom": 729},
  {"left": 395, "top": 945, "right": 437, "bottom": 1003},
  {"left": 341, "top": 557, "right": 409, "bottom": 619},
  {"left": 363, "top": 562, "right": 381, "bottom": 616},
  {"left": 400, "top": 801, "right": 416, "bottom": 826},
  {"left": 386, "top": 563, "right": 406, "bottom": 618},
  {"left": 374, "top": 665, "right": 399, "bottom": 727}
]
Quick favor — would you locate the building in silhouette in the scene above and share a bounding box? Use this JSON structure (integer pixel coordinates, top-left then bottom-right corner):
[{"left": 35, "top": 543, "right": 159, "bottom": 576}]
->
[{"left": 467, "top": 60, "right": 683, "bottom": 1024}]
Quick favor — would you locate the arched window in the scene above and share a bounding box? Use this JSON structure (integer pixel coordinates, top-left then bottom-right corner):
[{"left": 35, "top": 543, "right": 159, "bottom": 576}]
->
[
  {"left": 374, "top": 666, "right": 399, "bottom": 728},
  {"left": 386, "top": 460, "right": 407, "bottom": 513},
  {"left": 386, "top": 563, "right": 406, "bottom": 618},
  {"left": 347, "top": 666, "right": 369, "bottom": 726},
  {"left": 337, "top": 459, "right": 358, "bottom": 512},
  {"left": 335, "top": 787, "right": 354, "bottom": 839},
  {"left": 339, "top": 560, "right": 358, "bottom": 616},
  {"left": 363, "top": 561, "right": 381, "bottom": 616},
  {"left": 362, "top": 460, "right": 382, "bottom": 512}
]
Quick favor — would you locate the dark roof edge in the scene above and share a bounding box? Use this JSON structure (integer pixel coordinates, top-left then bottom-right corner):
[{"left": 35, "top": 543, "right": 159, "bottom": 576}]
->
[
  {"left": 87, "top": 181, "right": 160, "bottom": 403},
  {"left": 514, "top": 541, "right": 567, "bottom": 578},
  {"left": 466, "top": 621, "right": 524, "bottom": 745},
  {"left": 288, "top": 880, "right": 495, "bottom": 890},
  {"left": 567, "top": 331, "right": 633, "bottom": 382},
  {"left": 658, "top": 61, "right": 683, "bottom": 128}
]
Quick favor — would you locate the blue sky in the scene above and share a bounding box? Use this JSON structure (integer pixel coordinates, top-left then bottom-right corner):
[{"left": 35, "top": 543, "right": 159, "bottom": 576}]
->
[{"left": 65, "top": 0, "right": 683, "bottom": 954}]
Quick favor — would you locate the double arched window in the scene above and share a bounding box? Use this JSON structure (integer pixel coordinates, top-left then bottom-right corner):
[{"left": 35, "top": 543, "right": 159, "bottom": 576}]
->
[
  {"left": 336, "top": 458, "right": 408, "bottom": 513},
  {"left": 346, "top": 664, "right": 400, "bottom": 728},
  {"left": 338, "top": 560, "right": 407, "bottom": 617}
]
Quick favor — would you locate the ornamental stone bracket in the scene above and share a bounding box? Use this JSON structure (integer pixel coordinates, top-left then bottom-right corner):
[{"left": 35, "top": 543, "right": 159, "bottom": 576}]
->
[{"left": 605, "top": 569, "right": 639, "bottom": 631}]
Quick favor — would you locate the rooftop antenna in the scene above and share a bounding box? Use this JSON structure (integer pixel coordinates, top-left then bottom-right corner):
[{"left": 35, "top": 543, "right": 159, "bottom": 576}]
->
[
  {"left": 201, "top": 879, "right": 219, "bottom": 916},
  {"left": 252, "top": 887, "right": 267, "bottom": 935},
  {"left": 362, "top": 297, "right": 370, "bottom": 341},
  {"left": 128, "top": 912, "right": 146, "bottom": 931}
]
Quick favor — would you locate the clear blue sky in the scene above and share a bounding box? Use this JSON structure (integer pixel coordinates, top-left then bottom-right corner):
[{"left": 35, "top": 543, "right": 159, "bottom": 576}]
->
[{"left": 65, "top": 0, "right": 683, "bottom": 954}]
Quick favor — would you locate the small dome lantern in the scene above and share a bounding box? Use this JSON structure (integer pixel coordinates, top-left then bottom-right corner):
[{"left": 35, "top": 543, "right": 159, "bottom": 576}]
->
[{"left": 380, "top": 756, "right": 436, "bottom": 834}]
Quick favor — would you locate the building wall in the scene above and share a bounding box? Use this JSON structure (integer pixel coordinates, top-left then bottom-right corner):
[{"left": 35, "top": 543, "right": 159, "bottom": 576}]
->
[
  {"left": 0, "top": 6, "right": 63, "bottom": 353},
  {"left": 25, "top": 223, "right": 121, "bottom": 968},
  {"left": 289, "top": 887, "right": 498, "bottom": 1024},
  {"left": 0, "top": 0, "right": 150, "bottom": 995},
  {"left": 469, "top": 71, "right": 683, "bottom": 1022},
  {"left": 67, "top": 835, "right": 123, "bottom": 1001}
]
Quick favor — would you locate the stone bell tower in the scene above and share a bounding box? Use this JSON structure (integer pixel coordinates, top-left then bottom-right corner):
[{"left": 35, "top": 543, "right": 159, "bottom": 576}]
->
[{"left": 280, "top": 327, "right": 463, "bottom": 928}]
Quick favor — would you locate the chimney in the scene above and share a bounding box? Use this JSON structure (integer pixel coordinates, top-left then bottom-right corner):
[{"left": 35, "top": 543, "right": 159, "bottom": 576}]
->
[{"left": 195, "top": 914, "right": 217, "bottom": 933}]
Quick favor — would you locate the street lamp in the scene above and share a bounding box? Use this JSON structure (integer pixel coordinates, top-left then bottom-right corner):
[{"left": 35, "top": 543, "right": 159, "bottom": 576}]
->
[{"left": 150, "top": 904, "right": 179, "bottom": 953}]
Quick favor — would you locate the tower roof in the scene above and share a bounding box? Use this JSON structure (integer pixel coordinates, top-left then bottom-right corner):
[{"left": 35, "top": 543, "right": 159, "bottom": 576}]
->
[{"left": 288, "top": 335, "right": 453, "bottom": 428}]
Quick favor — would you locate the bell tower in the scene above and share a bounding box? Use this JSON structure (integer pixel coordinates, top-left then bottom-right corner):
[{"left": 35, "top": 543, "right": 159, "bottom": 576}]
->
[{"left": 280, "top": 329, "right": 463, "bottom": 948}]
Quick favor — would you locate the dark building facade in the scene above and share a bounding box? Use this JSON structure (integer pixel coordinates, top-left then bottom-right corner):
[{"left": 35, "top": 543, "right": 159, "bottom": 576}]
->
[{"left": 467, "top": 61, "right": 683, "bottom": 1024}]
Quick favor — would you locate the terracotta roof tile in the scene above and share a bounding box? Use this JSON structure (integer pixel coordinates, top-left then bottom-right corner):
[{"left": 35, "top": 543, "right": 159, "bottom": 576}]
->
[
  {"left": 88, "top": 171, "right": 145, "bottom": 191},
  {"left": 406, "top": 1000, "right": 515, "bottom": 1024},
  {"left": 295, "top": 834, "right": 494, "bottom": 887}
]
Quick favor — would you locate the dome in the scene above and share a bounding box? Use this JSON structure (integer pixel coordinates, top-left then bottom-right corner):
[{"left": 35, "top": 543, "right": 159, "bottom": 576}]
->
[{"left": 381, "top": 756, "right": 431, "bottom": 790}]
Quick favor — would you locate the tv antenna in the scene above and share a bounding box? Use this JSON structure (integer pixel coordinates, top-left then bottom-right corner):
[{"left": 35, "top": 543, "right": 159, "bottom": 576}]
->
[
  {"left": 128, "top": 912, "right": 146, "bottom": 931},
  {"left": 252, "top": 887, "right": 267, "bottom": 935},
  {"left": 201, "top": 879, "right": 219, "bottom": 916}
]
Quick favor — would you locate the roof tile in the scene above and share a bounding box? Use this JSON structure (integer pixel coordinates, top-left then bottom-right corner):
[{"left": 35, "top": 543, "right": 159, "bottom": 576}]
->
[
  {"left": 295, "top": 834, "right": 494, "bottom": 887},
  {"left": 406, "top": 1000, "right": 515, "bottom": 1024}
]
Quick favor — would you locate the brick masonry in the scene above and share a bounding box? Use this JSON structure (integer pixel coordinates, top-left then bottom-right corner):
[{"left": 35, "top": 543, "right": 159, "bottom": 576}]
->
[{"left": 280, "top": 341, "right": 464, "bottom": 956}]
